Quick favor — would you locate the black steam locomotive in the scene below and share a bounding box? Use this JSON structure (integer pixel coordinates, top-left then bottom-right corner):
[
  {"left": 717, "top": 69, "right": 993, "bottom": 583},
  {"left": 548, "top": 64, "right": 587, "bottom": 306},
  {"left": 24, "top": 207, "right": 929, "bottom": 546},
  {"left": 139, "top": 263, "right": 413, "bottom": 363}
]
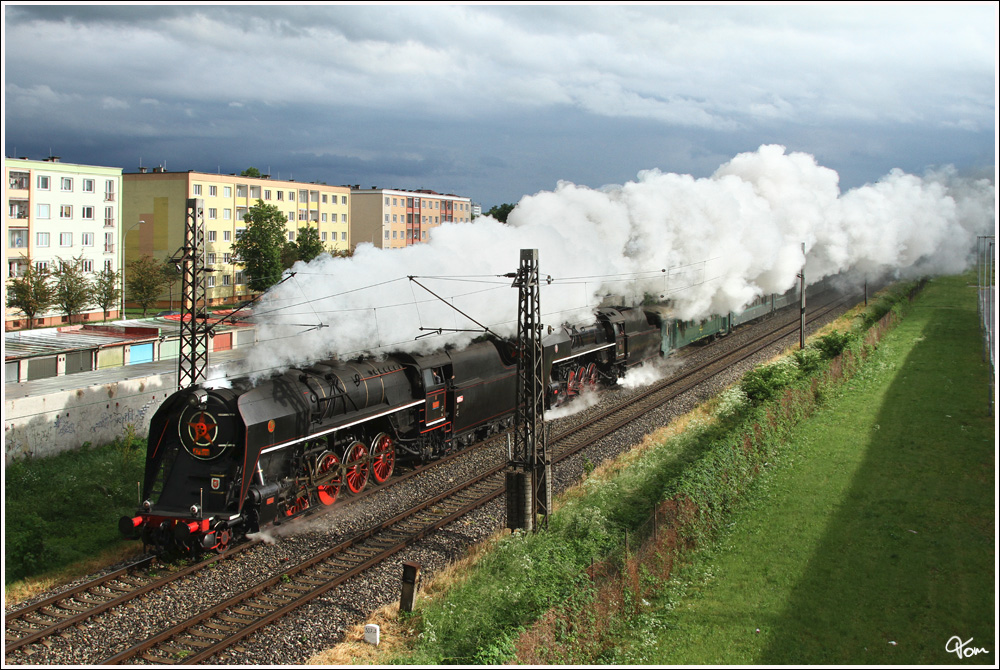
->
[{"left": 120, "top": 307, "right": 661, "bottom": 554}]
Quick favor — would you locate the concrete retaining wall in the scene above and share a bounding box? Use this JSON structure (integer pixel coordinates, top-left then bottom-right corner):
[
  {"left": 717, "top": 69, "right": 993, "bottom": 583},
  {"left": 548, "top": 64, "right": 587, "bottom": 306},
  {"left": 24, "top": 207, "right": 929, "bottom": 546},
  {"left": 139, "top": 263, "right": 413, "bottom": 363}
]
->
[{"left": 4, "top": 371, "right": 176, "bottom": 464}]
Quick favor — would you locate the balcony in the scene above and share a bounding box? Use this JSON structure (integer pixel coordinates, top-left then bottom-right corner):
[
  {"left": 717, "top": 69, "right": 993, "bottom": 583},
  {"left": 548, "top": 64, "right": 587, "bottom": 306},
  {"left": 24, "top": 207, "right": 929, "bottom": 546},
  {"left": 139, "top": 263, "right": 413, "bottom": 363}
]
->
[
  {"left": 104, "top": 191, "right": 116, "bottom": 202},
  {"left": 104, "top": 243, "right": 115, "bottom": 254},
  {"left": 8, "top": 173, "right": 29, "bottom": 191},
  {"left": 8, "top": 200, "right": 29, "bottom": 219}
]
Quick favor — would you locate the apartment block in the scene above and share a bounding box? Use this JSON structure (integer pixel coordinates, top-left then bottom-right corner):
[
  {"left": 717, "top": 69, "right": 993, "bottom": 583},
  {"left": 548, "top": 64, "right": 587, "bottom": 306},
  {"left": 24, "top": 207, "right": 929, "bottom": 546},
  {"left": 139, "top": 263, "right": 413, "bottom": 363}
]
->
[
  {"left": 5, "top": 157, "right": 123, "bottom": 330},
  {"left": 123, "top": 169, "right": 351, "bottom": 306},
  {"left": 350, "top": 187, "right": 473, "bottom": 249}
]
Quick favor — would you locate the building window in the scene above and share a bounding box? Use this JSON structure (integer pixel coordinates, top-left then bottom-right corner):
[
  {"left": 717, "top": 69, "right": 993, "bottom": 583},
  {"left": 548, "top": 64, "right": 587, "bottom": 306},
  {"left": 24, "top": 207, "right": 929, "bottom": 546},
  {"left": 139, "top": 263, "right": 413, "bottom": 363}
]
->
[
  {"left": 207, "top": 275, "right": 216, "bottom": 288},
  {"left": 223, "top": 208, "right": 231, "bottom": 220},
  {"left": 209, "top": 185, "right": 218, "bottom": 197},
  {"left": 341, "top": 231, "right": 347, "bottom": 240},
  {"left": 264, "top": 189, "right": 272, "bottom": 200},
  {"left": 105, "top": 232, "right": 115, "bottom": 253},
  {"left": 36, "top": 232, "right": 50, "bottom": 247},
  {"left": 223, "top": 253, "right": 231, "bottom": 264},
  {"left": 82, "top": 206, "right": 94, "bottom": 219},
  {"left": 81, "top": 259, "right": 94, "bottom": 273},
  {"left": 104, "top": 206, "right": 115, "bottom": 227},
  {"left": 8, "top": 229, "right": 27, "bottom": 248},
  {"left": 37, "top": 203, "right": 50, "bottom": 219},
  {"left": 322, "top": 194, "right": 328, "bottom": 204},
  {"left": 321, "top": 232, "right": 327, "bottom": 241},
  {"left": 207, "top": 252, "right": 217, "bottom": 265},
  {"left": 104, "top": 260, "right": 113, "bottom": 272},
  {"left": 36, "top": 261, "right": 49, "bottom": 273},
  {"left": 277, "top": 191, "right": 284, "bottom": 201},
  {"left": 208, "top": 230, "right": 217, "bottom": 242},
  {"left": 104, "top": 180, "right": 115, "bottom": 201},
  {"left": 79, "top": 178, "right": 93, "bottom": 193},
  {"left": 37, "top": 175, "right": 50, "bottom": 190},
  {"left": 385, "top": 231, "right": 390, "bottom": 240},
  {"left": 393, "top": 198, "right": 398, "bottom": 206},
  {"left": 385, "top": 197, "right": 390, "bottom": 206},
  {"left": 322, "top": 213, "right": 328, "bottom": 222},
  {"left": 223, "top": 274, "right": 231, "bottom": 286},
  {"left": 235, "top": 271, "right": 245, "bottom": 285},
  {"left": 208, "top": 208, "right": 217, "bottom": 219},
  {"left": 60, "top": 232, "right": 73, "bottom": 247},
  {"left": 193, "top": 184, "right": 202, "bottom": 195},
  {"left": 341, "top": 195, "right": 347, "bottom": 205},
  {"left": 236, "top": 185, "right": 247, "bottom": 198},
  {"left": 393, "top": 231, "right": 398, "bottom": 239},
  {"left": 250, "top": 186, "right": 260, "bottom": 199},
  {"left": 82, "top": 233, "right": 94, "bottom": 247},
  {"left": 61, "top": 177, "right": 73, "bottom": 191},
  {"left": 224, "top": 230, "right": 232, "bottom": 241},
  {"left": 224, "top": 186, "right": 232, "bottom": 198},
  {"left": 341, "top": 213, "right": 347, "bottom": 222},
  {"left": 385, "top": 214, "right": 390, "bottom": 223},
  {"left": 60, "top": 205, "right": 73, "bottom": 219},
  {"left": 288, "top": 191, "right": 295, "bottom": 200},
  {"left": 287, "top": 231, "right": 295, "bottom": 242}
]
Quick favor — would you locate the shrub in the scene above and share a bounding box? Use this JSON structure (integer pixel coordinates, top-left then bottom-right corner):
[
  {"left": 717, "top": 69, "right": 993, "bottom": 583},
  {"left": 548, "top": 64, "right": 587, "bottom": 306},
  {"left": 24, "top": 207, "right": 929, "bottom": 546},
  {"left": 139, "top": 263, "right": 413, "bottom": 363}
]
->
[{"left": 739, "top": 359, "right": 798, "bottom": 405}]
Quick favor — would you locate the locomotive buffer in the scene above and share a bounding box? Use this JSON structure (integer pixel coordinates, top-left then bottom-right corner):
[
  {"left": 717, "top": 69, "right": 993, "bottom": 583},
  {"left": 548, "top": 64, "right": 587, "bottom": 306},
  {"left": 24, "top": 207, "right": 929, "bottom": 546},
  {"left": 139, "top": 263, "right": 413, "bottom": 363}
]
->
[{"left": 506, "top": 249, "right": 552, "bottom": 532}]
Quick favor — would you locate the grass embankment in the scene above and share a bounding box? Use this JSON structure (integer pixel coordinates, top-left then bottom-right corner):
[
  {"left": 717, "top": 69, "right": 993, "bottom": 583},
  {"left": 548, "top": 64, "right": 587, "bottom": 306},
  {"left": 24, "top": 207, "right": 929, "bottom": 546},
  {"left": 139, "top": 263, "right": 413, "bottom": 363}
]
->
[
  {"left": 4, "top": 428, "right": 145, "bottom": 597},
  {"left": 316, "top": 274, "right": 993, "bottom": 665}
]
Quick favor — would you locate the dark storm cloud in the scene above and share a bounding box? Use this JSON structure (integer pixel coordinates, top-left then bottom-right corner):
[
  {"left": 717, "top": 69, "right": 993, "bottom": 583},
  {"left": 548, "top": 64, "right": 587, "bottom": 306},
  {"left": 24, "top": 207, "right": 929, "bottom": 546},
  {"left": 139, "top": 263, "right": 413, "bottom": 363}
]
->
[{"left": 3, "top": 4, "right": 995, "bottom": 207}]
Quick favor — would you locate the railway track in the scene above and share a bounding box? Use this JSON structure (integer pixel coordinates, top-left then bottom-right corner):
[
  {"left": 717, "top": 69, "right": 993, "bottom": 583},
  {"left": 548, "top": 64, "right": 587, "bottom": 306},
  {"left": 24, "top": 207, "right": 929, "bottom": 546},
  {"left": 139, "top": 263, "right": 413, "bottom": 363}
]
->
[{"left": 5, "top": 294, "right": 849, "bottom": 664}]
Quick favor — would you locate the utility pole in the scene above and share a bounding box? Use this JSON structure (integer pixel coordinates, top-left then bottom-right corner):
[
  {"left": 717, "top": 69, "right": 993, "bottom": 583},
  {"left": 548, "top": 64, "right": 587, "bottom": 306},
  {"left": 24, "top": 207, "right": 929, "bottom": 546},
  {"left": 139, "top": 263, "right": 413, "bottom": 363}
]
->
[
  {"left": 506, "top": 249, "right": 551, "bottom": 532},
  {"left": 799, "top": 242, "right": 806, "bottom": 350},
  {"left": 175, "top": 199, "right": 210, "bottom": 390}
]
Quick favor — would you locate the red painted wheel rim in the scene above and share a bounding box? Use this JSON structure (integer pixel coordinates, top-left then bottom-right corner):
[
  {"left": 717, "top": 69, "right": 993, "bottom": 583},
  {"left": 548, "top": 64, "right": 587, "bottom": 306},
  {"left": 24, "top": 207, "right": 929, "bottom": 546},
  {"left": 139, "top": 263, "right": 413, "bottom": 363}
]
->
[
  {"left": 316, "top": 452, "right": 342, "bottom": 505},
  {"left": 585, "top": 362, "right": 598, "bottom": 389},
  {"left": 566, "top": 369, "right": 577, "bottom": 396},
  {"left": 344, "top": 441, "right": 369, "bottom": 494},
  {"left": 370, "top": 433, "right": 396, "bottom": 484},
  {"left": 285, "top": 494, "right": 309, "bottom": 517}
]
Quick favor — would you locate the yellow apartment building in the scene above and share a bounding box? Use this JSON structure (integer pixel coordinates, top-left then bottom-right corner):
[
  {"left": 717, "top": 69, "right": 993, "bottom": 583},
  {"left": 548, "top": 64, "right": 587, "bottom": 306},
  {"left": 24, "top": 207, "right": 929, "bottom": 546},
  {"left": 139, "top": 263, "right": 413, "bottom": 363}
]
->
[
  {"left": 350, "top": 187, "right": 473, "bottom": 249},
  {"left": 123, "top": 169, "right": 351, "bottom": 306}
]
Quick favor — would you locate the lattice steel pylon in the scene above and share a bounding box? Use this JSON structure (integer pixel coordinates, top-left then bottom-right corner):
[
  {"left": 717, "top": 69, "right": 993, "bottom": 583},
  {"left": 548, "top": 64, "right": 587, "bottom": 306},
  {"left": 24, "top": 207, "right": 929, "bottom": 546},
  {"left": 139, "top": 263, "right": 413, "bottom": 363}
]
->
[
  {"left": 506, "top": 249, "right": 551, "bottom": 532},
  {"left": 175, "top": 198, "right": 210, "bottom": 390}
]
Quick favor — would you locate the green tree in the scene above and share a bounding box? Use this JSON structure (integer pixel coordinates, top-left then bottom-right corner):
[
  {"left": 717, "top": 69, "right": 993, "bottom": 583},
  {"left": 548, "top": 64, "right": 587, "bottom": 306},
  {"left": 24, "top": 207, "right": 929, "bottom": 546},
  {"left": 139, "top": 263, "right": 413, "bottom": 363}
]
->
[
  {"left": 293, "top": 225, "right": 327, "bottom": 263},
  {"left": 92, "top": 267, "right": 121, "bottom": 322},
  {"left": 485, "top": 203, "right": 515, "bottom": 223},
  {"left": 126, "top": 254, "right": 167, "bottom": 316},
  {"left": 232, "top": 199, "right": 289, "bottom": 293},
  {"left": 160, "top": 261, "right": 182, "bottom": 311},
  {"left": 53, "top": 255, "right": 94, "bottom": 324},
  {"left": 240, "top": 167, "right": 262, "bottom": 178},
  {"left": 5, "top": 261, "right": 55, "bottom": 329}
]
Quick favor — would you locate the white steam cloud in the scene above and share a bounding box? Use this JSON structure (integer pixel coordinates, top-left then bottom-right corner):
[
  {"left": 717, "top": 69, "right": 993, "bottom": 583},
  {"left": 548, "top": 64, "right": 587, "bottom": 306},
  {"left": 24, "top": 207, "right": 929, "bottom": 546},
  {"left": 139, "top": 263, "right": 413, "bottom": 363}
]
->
[{"left": 234, "top": 145, "right": 994, "bottom": 382}]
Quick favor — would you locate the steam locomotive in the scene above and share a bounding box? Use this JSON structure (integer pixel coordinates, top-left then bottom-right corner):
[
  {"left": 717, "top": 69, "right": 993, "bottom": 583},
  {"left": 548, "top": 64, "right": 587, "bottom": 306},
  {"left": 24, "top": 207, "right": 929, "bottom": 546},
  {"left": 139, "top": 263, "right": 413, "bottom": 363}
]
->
[{"left": 119, "top": 307, "right": 661, "bottom": 554}]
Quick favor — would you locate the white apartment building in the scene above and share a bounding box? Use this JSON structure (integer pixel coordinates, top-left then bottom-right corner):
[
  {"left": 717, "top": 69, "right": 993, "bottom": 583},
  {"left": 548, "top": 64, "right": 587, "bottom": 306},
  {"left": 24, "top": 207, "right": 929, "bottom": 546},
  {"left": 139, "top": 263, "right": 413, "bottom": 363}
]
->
[{"left": 5, "top": 157, "right": 123, "bottom": 329}]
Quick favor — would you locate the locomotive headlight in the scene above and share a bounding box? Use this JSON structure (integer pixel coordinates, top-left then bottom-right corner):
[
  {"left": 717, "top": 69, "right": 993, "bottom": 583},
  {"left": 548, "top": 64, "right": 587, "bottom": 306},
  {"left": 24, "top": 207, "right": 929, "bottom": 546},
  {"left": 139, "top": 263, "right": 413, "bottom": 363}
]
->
[
  {"left": 190, "top": 504, "right": 201, "bottom": 517},
  {"left": 187, "top": 389, "right": 208, "bottom": 408},
  {"left": 142, "top": 499, "right": 152, "bottom": 511}
]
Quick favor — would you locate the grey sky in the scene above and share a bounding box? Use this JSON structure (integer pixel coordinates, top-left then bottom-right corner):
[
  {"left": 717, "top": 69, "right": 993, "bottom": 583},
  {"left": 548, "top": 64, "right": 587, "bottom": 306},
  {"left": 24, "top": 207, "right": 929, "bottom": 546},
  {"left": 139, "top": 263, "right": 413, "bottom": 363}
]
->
[{"left": 3, "top": 3, "right": 996, "bottom": 208}]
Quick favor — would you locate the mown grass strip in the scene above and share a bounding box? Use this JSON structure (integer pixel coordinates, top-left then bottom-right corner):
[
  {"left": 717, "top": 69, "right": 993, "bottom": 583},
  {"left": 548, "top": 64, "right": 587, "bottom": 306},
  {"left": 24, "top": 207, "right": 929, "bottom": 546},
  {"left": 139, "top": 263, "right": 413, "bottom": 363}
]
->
[{"left": 616, "top": 273, "right": 994, "bottom": 665}]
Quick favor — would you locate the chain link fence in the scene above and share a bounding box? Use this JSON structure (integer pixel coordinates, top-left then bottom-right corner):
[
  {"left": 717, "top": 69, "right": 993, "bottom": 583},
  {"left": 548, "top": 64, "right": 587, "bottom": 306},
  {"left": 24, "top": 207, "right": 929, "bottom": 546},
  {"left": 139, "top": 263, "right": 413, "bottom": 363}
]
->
[{"left": 977, "top": 236, "right": 995, "bottom": 415}]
